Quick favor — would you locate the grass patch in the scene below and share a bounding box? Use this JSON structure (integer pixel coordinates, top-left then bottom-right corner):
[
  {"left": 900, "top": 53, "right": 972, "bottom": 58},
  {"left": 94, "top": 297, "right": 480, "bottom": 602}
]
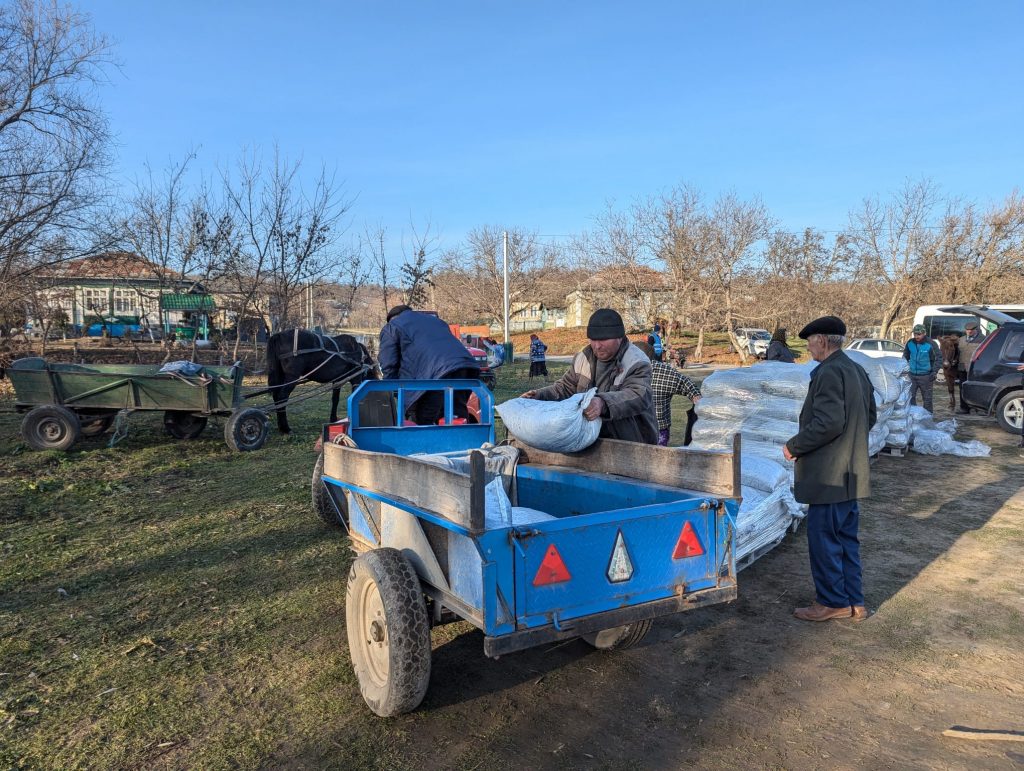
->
[{"left": 1, "top": 357, "right": 714, "bottom": 767}]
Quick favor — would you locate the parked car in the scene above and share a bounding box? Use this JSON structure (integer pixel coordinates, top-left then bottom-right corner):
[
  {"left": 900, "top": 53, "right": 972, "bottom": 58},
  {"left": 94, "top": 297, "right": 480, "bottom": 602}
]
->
[
  {"left": 734, "top": 328, "right": 771, "bottom": 358},
  {"left": 913, "top": 303, "right": 1024, "bottom": 339},
  {"left": 949, "top": 305, "right": 1024, "bottom": 434},
  {"left": 845, "top": 338, "right": 905, "bottom": 359},
  {"left": 464, "top": 344, "right": 496, "bottom": 389}
]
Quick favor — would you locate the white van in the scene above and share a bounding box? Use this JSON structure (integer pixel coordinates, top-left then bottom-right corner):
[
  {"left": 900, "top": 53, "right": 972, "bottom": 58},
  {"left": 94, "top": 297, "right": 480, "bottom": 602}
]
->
[{"left": 913, "top": 304, "right": 1024, "bottom": 339}]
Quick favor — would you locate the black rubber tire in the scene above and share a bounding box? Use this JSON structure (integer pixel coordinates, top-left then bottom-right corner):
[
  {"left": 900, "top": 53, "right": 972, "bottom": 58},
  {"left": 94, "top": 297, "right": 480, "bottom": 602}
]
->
[
  {"left": 995, "top": 390, "right": 1024, "bottom": 434},
  {"left": 21, "top": 405, "right": 81, "bottom": 451},
  {"left": 582, "top": 619, "right": 653, "bottom": 650},
  {"left": 79, "top": 414, "right": 115, "bottom": 437},
  {"left": 163, "top": 411, "right": 209, "bottom": 440},
  {"left": 312, "top": 451, "right": 348, "bottom": 527},
  {"left": 224, "top": 408, "right": 269, "bottom": 452},
  {"left": 346, "top": 548, "right": 431, "bottom": 717}
]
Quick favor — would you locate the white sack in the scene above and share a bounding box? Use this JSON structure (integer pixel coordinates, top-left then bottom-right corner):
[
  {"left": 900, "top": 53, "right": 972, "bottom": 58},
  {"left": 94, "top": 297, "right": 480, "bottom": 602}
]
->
[
  {"left": 741, "top": 454, "right": 792, "bottom": 493},
  {"left": 911, "top": 429, "right": 990, "bottom": 457},
  {"left": 496, "top": 388, "right": 601, "bottom": 453}
]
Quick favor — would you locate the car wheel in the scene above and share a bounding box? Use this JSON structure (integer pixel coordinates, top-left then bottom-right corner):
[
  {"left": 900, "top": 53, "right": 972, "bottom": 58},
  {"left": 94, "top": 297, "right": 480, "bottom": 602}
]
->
[{"left": 995, "top": 390, "right": 1024, "bottom": 434}]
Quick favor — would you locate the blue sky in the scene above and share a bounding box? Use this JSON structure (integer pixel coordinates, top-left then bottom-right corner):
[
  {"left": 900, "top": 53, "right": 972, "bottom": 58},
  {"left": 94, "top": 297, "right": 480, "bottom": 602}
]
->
[{"left": 86, "top": 1, "right": 1024, "bottom": 254}]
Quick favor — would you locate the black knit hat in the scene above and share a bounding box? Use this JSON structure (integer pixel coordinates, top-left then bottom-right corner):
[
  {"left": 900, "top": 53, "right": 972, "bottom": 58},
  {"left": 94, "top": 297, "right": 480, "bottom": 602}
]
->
[
  {"left": 386, "top": 304, "right": 411, "bottom": 322},
  {"left": 798, "top": 315, "right": 847, "bottom": 339},
  {"left": 586, "top": 308, "right": 626, "bottom": 340}
]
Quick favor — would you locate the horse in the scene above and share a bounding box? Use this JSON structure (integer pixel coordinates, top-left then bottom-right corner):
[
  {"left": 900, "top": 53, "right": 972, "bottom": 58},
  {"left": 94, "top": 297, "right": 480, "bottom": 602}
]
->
[
  {"left": 265, "top": 329, "right": 379, "bottom": 434},
  {"left": 938, "top": 334, "right": 960, "bottom": 411}
]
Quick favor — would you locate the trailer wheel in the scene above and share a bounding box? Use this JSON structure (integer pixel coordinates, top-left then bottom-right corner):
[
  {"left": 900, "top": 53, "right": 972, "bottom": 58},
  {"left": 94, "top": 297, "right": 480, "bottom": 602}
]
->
[
  {"left": 21, "top": 405, "right": 81, "bottom": 451},
  {"left": 995, "top": 390, "right": 1024, "bottom": 434},
  {"left": 80, "top": 414, "right": 115, "bottom": 436},
  {"left": 582, "top": 620, "right": 653, "bottom": 650},
  {"left": 224, "top": 408, "right": 269, "bottom": 451},
  {"left": 312, "top": 451, "right": 348, "bottom": 527},
  {"left": 163, "top": 411, "right": 209, "bottom": 440},
  {"left": 346, "top": 548, "right": 431, "bottom": 717}
]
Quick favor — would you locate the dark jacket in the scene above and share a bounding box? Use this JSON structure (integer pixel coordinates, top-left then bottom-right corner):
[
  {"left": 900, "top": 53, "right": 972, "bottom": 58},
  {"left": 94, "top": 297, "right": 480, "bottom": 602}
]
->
[
  {"left": 532, "top": 338, "right": 659, "bottom": 444},
  {"left": 785, "top": 350, "right": 877, "bottom": 505},
  {"left": 765, "top": 340, "right": 795, "bottom": 363},
  {"left": 378, "top": 311, "right": 479, "bottom": 380}
]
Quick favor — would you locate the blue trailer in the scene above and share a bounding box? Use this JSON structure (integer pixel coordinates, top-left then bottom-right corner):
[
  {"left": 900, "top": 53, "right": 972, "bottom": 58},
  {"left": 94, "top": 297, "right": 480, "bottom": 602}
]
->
[{"left": 313, "top": 380, "right": 741, "bottom": 716}]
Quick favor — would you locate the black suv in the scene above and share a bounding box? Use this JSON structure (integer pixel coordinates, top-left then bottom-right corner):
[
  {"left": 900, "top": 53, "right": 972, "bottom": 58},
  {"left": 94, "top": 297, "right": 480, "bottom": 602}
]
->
[{"left": 945, "top": 306, "right": 1024, "bottom": 434}]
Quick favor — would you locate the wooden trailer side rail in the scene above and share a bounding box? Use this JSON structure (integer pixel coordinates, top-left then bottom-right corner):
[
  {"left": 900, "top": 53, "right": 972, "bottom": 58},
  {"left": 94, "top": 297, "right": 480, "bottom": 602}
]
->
[
  {"left": 323, "top": 442, "right": 487, "bottom": 532},
  {"left": 507, "top": 434, "right": 741, "bottom": 499}
]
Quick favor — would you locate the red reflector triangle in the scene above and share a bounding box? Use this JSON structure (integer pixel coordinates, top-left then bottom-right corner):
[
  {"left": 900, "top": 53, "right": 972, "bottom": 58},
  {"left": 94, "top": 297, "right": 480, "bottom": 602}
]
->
[
  {"left": 673, "top": 521, "right": 705, "bottom": 559},
  {"left": 532, "top": 544, "right": 571, "bottom": 586}
]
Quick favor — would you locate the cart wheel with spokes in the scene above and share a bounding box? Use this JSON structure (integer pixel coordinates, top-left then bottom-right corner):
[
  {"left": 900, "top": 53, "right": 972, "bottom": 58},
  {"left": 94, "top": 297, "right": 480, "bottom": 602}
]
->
[
  {"left": 224, "top": 408, "right": 269, "bottom": 452},
  {"left": 346, "top": 548, "right": 431, "bottom": 717},
  {"left": 311, "top": 451, "right": 348, "bottom": 527},
  {"left": 79, "top": 414, "right": 116, "bottom": 437},
  {"left": 21, "top": 405, "right": 81, "bottom": 451},
  {"left": 582, "top": 620, "right": 653, "bottom": 650},
  {"left": 163, "top": 410, "right": 209, "bottom": 440}
]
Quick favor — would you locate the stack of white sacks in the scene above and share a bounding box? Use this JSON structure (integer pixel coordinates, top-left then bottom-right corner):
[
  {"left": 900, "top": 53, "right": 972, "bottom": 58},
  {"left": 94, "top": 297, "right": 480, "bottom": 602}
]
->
[
  {"left": 690, "top": 355, "right": 912, "bottom": 566},
  {"left": 689, "top": 362, "right": 811, "bottom": 566}
]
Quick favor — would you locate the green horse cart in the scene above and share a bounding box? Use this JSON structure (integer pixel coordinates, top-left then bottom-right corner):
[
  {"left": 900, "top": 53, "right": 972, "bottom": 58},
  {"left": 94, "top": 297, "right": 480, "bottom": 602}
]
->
[{"left": 4, "top": 357, "right": 269, "bottom": 452}]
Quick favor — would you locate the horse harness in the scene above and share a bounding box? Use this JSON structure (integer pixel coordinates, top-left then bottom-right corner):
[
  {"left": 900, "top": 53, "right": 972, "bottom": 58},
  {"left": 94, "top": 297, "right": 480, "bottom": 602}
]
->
[{"left": 275, "top": 329, "right": 372, "bottom": 388}]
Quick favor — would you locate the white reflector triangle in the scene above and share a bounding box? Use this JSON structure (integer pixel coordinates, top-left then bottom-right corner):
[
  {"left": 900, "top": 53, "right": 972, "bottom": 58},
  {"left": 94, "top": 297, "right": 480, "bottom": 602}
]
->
[{"left": 607, "top": 530, "right": 634, "bottom": 583}]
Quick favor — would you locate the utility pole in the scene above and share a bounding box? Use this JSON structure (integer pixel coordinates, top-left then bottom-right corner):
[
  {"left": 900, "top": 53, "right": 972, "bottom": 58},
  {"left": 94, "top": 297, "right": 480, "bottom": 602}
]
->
[{"left": 502, "top": 230, "right": 509, "bottom": 347}]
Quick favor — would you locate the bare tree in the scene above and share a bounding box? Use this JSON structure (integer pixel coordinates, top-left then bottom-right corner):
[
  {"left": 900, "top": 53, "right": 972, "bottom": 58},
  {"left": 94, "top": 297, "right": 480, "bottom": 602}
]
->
[
  {"left": 437, "top": 226, "right": 557, "bottom": 326},
  {"left": 362, "top": 224, "right": 392, "bottom": 315},
  {"left": 844, "top": 179, "right": 942, "bottom": 337},
  {"left": 924, "top": 192, "right": 1024, "bottom": 306},
  {"left": 224, "top": 147, "right": 351, "bottom": 333},
  {"left": 400, "top": 219, "right": 438, "bottom": 307},
  {"left": 0, "top": 0, "right": 114, "bottom": 333},
  {"left": 331, "top": 243, "right": 370, "bottom": 327}
]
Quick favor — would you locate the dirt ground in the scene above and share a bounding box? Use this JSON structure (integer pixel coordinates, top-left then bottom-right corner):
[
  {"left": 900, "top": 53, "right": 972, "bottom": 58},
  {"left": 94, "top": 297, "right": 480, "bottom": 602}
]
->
[
  {"left": 2, "top": 368, "right": 1021, "bottom": 769},
  {"left": 329, "top": 402, "right": 1024, "bottom": 771}
]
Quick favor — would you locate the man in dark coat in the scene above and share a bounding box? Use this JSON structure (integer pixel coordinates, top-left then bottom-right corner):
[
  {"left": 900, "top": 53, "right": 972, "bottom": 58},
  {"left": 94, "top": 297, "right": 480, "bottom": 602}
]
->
[
  {"left": 378, "top": 305, "right": 480, "bottom": 424},
  {"left": 522, "top": 308, "right": 659, "bottom": 444},
  {"left": 783, "top": 315, "right": 876, "bottom": 623}
]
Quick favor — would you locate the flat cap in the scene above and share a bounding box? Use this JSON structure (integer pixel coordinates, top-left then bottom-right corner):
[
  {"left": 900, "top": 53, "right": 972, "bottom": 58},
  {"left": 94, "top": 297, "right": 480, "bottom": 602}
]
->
[{"left": 797, "top": 315, "right": 847, "bottom": 339}]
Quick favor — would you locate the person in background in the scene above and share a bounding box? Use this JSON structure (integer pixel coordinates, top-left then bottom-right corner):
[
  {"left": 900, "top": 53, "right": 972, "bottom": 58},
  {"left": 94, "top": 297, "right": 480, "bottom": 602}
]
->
[
  {"left": 784, "top": 315, "right": 875, "bottom": 623},
  {"left": 955, "top": 320, "right": 986, "bottom": 413},
  {"left": 528, "top": 333, "right": 548, "bottom": 379},
  {"left": 766, "top": 328, "right": 796, "bottom": 363},
  {"left": 378, "top": 305, "right": 481, "bottom": 424},
  {"left": 902, "top": 324, "right": 940, "bottom": 413},
  {"left": 522, "top": 308, "right": 658, "bottom": 444},
  {"left": 646, "top": 324, "right": 665, "bottom": 362},
  {"left": 635, "top": 341, "right": 701, "bottom": 446},
  {"left": 484, "top": 337, "right": 505, "bottom": 368}
]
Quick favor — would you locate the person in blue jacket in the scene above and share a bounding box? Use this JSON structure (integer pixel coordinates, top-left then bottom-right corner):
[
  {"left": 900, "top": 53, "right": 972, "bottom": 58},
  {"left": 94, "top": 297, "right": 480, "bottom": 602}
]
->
[
  {"left": 378, "top": 305, "right": 481, "bottom": 424},
  {"left": 646, "top": 324, "right": 665, "bottom": 362},
  {"left": 902, "top": 324, "right": 940, "bottom": 413}
]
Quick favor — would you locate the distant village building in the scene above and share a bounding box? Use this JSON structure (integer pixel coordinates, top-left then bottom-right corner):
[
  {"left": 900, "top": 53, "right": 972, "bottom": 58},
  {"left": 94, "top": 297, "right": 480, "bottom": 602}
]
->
[
  {"left": 32, "top": 252, "right": 214, "bottom": 335},
  {"left": 563, "top": 266, "right": 673, "bottom": 330},
  {"left": 508, "top": 301, "right": 566, "bottom": 332}
]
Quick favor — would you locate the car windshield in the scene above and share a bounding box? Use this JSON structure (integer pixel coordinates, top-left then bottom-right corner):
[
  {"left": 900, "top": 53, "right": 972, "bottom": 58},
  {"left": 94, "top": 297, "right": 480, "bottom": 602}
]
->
[{"left": 750, "top": 331, "right": 771, "bottom": 340}]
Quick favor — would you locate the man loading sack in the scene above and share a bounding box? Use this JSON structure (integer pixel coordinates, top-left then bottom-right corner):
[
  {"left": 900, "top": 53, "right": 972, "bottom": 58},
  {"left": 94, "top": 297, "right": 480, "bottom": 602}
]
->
[{"left": 521, "top": 308, "right": 658, "bottom": 444}]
